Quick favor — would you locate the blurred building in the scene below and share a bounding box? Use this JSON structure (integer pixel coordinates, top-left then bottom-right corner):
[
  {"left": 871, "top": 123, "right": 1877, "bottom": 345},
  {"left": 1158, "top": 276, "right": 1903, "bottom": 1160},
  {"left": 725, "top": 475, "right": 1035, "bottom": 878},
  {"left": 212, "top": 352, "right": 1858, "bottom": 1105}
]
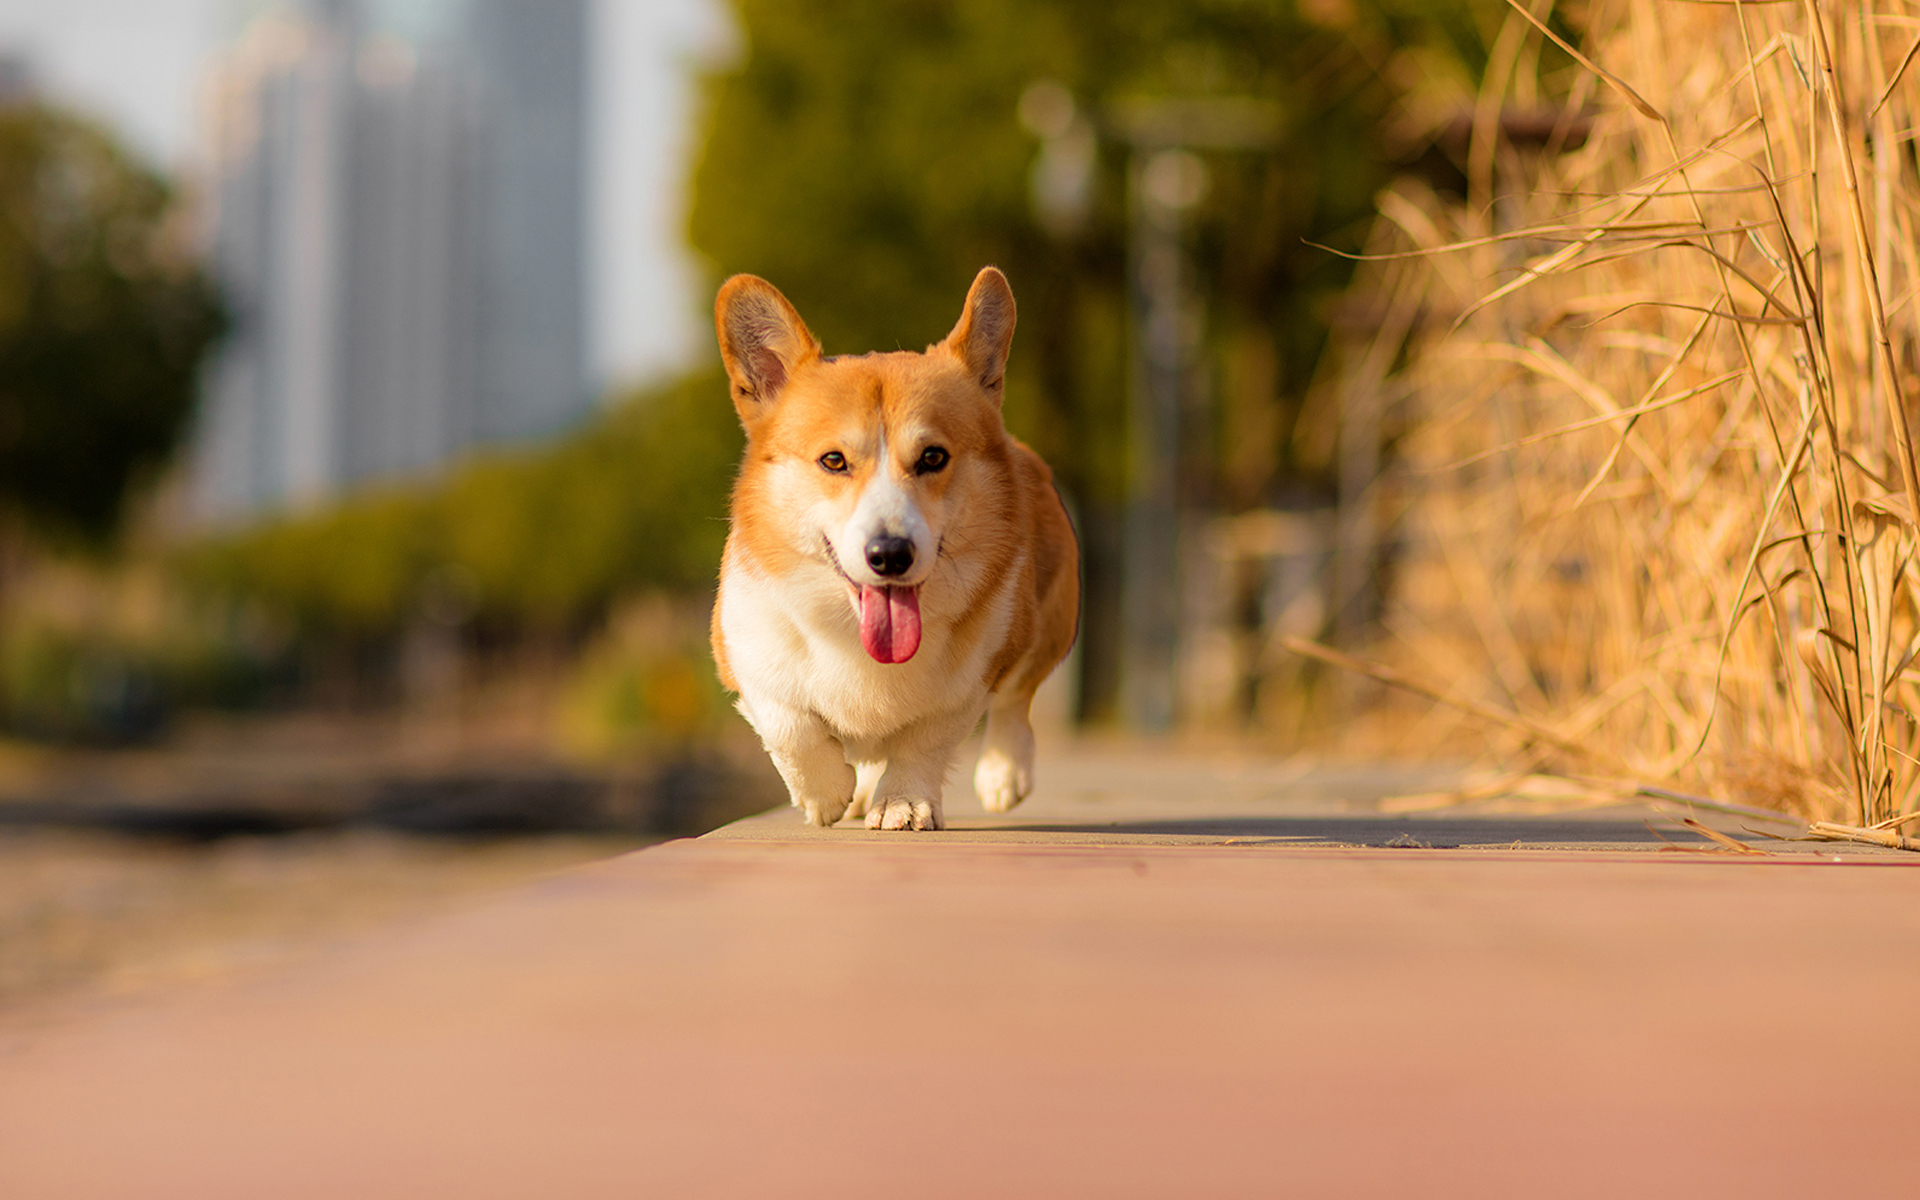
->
[
  {"left": 193, "top": 0, "right": 588, "bottom": 519},
  {"left": 0, "top": 49, "right": 35, "bottom": 108}
]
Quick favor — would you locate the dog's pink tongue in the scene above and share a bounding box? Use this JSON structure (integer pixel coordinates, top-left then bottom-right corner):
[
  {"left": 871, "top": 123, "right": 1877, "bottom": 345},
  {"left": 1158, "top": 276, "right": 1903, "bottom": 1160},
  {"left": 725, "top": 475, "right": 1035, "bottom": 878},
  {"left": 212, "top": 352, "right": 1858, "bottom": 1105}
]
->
[{"left": 858, "top": 585, "right": 922, "bottom": 663}]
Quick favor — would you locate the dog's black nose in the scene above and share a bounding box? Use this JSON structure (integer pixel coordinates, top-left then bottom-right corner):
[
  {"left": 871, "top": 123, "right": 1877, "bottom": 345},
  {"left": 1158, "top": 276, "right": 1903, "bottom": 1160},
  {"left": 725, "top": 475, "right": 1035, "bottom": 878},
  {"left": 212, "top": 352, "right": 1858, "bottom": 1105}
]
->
[{"left": 865, "top": 535, "right": 915, "bottom": 577}]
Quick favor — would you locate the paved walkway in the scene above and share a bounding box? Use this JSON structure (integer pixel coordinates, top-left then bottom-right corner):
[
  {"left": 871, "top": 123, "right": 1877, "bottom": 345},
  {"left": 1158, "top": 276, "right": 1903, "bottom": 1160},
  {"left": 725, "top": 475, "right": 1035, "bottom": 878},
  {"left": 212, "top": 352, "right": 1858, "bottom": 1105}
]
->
[{"left": 1, "top": 745, "right": 1915, "bottom": 1198}]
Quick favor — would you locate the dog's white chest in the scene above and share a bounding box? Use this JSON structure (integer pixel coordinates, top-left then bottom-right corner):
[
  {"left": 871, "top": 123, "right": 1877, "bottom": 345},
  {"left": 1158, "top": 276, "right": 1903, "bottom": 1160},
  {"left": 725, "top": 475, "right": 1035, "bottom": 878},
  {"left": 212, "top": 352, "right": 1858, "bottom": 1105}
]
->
[{"left": 720, "top": 559, "right": 1006, "bottom": 743}]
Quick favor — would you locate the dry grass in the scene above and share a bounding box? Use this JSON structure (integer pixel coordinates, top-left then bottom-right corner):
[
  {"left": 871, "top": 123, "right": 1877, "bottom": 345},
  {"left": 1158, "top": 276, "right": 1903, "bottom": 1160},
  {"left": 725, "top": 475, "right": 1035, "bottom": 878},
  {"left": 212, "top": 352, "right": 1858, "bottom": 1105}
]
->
[{"left": 1316, "top": 0, "right": 1920, "bottom": 830}]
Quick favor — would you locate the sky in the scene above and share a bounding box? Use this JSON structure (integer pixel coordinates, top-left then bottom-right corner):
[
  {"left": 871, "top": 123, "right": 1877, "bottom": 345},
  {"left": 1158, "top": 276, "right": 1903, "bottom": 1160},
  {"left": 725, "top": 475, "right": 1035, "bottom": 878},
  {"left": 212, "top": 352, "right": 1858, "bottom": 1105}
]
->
[{"left": 0, "top": 0, "right": 733, "bottom": 391}]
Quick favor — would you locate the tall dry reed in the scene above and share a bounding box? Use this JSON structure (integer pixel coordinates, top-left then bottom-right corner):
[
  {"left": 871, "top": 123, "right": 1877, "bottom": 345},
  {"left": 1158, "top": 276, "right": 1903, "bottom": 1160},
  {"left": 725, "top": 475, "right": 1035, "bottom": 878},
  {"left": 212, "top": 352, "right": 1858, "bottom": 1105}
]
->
[{"left": 1316, "top": 0, "right": 1920, "bottom": 836}]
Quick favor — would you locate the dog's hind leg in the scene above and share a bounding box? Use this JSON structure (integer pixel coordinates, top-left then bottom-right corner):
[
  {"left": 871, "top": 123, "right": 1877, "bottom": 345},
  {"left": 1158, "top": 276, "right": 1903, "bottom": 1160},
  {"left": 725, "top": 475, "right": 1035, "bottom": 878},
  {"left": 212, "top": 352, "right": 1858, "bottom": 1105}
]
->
[
  {"left": 845, "top": 760, "right": 885, "bottom": 821},
  {"left": 974, "top": 688, "right": 1036, "bottom": 813}
]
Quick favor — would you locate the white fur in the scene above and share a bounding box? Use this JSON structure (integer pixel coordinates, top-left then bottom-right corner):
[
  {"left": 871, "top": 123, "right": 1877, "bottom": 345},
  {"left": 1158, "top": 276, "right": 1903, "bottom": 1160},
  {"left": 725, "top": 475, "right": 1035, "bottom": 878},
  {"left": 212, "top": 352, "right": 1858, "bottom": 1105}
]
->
[
  {"left": 720, "top": 532, "right": 1022, "bottom": 830},
  {"left": 830, "top": 428, "right": 938, "bottom": 586},
  {"left": 973, "top": 693, "right": 1035, "bottom": 813}
]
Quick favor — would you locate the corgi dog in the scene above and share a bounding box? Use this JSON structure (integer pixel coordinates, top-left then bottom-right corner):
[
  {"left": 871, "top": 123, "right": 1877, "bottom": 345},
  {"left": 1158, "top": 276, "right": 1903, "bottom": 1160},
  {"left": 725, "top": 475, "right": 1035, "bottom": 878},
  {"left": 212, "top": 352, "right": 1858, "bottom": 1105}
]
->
[{"left": 710, "top": 267, "right": 1079, "bottom": 831}]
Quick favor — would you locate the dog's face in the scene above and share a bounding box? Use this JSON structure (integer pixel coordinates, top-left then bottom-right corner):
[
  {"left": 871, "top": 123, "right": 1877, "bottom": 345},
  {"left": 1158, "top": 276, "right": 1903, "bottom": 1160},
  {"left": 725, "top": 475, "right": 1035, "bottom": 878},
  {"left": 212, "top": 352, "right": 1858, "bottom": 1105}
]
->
[{"left": 716, "top": 269, "right": 1017, "bottom": 664}]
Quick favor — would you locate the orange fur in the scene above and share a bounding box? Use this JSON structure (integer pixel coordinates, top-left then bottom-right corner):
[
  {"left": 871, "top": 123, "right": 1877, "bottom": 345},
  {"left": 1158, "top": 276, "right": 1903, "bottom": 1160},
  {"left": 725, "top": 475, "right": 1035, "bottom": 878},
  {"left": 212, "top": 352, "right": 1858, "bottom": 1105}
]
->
[{"left": 710, "top": 268, "right": 1078, "bottom": 830}]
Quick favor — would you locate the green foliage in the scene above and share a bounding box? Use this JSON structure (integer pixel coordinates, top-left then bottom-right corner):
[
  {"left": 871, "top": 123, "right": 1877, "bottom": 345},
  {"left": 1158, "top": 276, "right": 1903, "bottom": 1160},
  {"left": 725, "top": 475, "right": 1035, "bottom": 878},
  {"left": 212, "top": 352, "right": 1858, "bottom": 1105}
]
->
[
  {"left": 556, "top": 599, "right": 735, "bottom": 758},
  {"left": 178, "top": 372, "right": 743, "bottom": 637},
  {"left": 0, "top": 105, "right": 223, "bottom": 544},
  {"left": 0, "top": 620, "right": 162, "bottom": 740},
  {"left": 0, "top": 599, "right": 270, "bottom": 742},
  {"left": 688, "top": 0, "right": 1510, "bottom": 507}
]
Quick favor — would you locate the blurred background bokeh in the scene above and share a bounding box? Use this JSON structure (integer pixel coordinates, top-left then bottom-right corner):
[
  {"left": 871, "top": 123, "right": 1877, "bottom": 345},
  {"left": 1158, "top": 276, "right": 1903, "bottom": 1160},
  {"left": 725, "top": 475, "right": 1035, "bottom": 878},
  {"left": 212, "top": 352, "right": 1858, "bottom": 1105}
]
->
[{"left": 0, "top": 0, "right": 1565, "bottom": 1012}]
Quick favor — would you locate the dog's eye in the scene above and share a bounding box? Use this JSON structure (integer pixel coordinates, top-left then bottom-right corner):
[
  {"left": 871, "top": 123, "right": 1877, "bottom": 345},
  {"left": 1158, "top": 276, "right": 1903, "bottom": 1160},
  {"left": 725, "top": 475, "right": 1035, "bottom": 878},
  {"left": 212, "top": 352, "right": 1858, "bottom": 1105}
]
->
[
  {"left": 915, "top": 446, "right": 950, "bottom": 475},
  {"left": 818, "top": 451, "right": 848, "bottom": 473}
]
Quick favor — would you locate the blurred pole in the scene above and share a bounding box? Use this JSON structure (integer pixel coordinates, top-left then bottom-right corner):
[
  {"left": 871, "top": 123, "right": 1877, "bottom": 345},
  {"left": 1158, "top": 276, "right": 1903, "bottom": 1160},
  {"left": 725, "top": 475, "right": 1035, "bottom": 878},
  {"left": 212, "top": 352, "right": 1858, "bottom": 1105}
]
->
[
  {"left": 1121, "top": 150, "right": 1206, "bottom": 731},
  {"left": 1021, "top": 91, "right": 1276, "bottom": 732},
  {"left": 1109, "top": 101, "right": 1276, "bottom": 732},
  {"left": 1331, "top": 264, "right": 1420, "bottom": 652},
  {"left": 1332, "top": 361, "right": 1381, "bottom": 650}
]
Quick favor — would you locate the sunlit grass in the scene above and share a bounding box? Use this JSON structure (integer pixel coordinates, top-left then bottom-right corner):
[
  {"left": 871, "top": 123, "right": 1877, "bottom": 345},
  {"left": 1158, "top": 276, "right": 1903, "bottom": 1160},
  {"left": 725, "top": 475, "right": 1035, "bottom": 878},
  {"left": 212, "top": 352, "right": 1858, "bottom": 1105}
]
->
[{"left": 1309, "top": 0, "right": 1920, "bottom": 837}]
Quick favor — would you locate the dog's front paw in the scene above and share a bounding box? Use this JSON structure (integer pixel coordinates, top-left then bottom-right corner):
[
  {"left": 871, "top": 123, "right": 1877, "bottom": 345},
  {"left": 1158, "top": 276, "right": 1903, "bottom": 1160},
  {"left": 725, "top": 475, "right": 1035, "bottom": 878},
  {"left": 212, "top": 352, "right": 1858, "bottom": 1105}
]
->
[
  {"left": 864, "top": 796, "right": 944, "bottom": 831},
  {"left": 974, "top": 747, "right": 1031, "bottom": 813},
  {"left": 796, "top": 794, "right": 852, "bottom": 827}
]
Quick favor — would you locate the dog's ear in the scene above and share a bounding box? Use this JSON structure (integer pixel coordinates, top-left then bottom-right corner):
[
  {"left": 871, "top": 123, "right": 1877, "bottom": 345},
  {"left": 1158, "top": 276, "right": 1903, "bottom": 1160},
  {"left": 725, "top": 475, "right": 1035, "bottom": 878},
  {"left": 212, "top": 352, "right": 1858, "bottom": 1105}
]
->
[
  {"left": 715, "top": 275, "right": 821, "bottom": 428},
  {"left": 940, "top": 266, "right": 1017, "bottom": 399}
]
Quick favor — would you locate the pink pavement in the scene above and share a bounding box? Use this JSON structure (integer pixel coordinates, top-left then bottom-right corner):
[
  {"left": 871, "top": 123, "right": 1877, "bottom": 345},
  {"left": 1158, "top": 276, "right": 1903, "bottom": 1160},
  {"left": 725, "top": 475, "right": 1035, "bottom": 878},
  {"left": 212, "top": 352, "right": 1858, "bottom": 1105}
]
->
[{"left": 0, "top": 822, "right": 1916, "bottom": 1198}]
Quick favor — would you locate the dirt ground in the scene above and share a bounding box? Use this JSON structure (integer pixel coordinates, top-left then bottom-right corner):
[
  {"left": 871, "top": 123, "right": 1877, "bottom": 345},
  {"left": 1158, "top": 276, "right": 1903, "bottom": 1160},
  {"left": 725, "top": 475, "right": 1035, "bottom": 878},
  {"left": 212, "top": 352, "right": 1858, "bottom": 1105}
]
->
[
  {"left": 0, "top": 829, "right": 646, "bottom": 1023},
  {"left": 0, "top": 700, "right": 784, "bottom": 1024}
]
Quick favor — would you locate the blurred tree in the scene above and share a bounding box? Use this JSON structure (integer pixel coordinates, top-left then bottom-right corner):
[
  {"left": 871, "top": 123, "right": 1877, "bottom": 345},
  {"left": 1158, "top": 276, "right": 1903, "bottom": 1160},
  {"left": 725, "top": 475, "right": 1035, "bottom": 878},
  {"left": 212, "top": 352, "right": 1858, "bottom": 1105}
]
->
[
  {"left": 180, "top": 372, "right": 743, "bottom": 641},
  {"left": 0, "top": 105, "right": 223, "bottom": 546},
  {"left": 687, "top": 0, "right": 1517, "bottom": 719}
]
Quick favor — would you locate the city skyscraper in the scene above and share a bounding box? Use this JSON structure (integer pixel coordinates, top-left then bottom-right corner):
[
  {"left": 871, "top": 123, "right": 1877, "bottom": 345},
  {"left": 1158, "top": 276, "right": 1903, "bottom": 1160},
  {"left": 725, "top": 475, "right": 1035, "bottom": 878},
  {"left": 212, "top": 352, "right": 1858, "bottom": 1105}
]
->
[{"left": 193, "top": 0, "right": 587, "bottom": 519}]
